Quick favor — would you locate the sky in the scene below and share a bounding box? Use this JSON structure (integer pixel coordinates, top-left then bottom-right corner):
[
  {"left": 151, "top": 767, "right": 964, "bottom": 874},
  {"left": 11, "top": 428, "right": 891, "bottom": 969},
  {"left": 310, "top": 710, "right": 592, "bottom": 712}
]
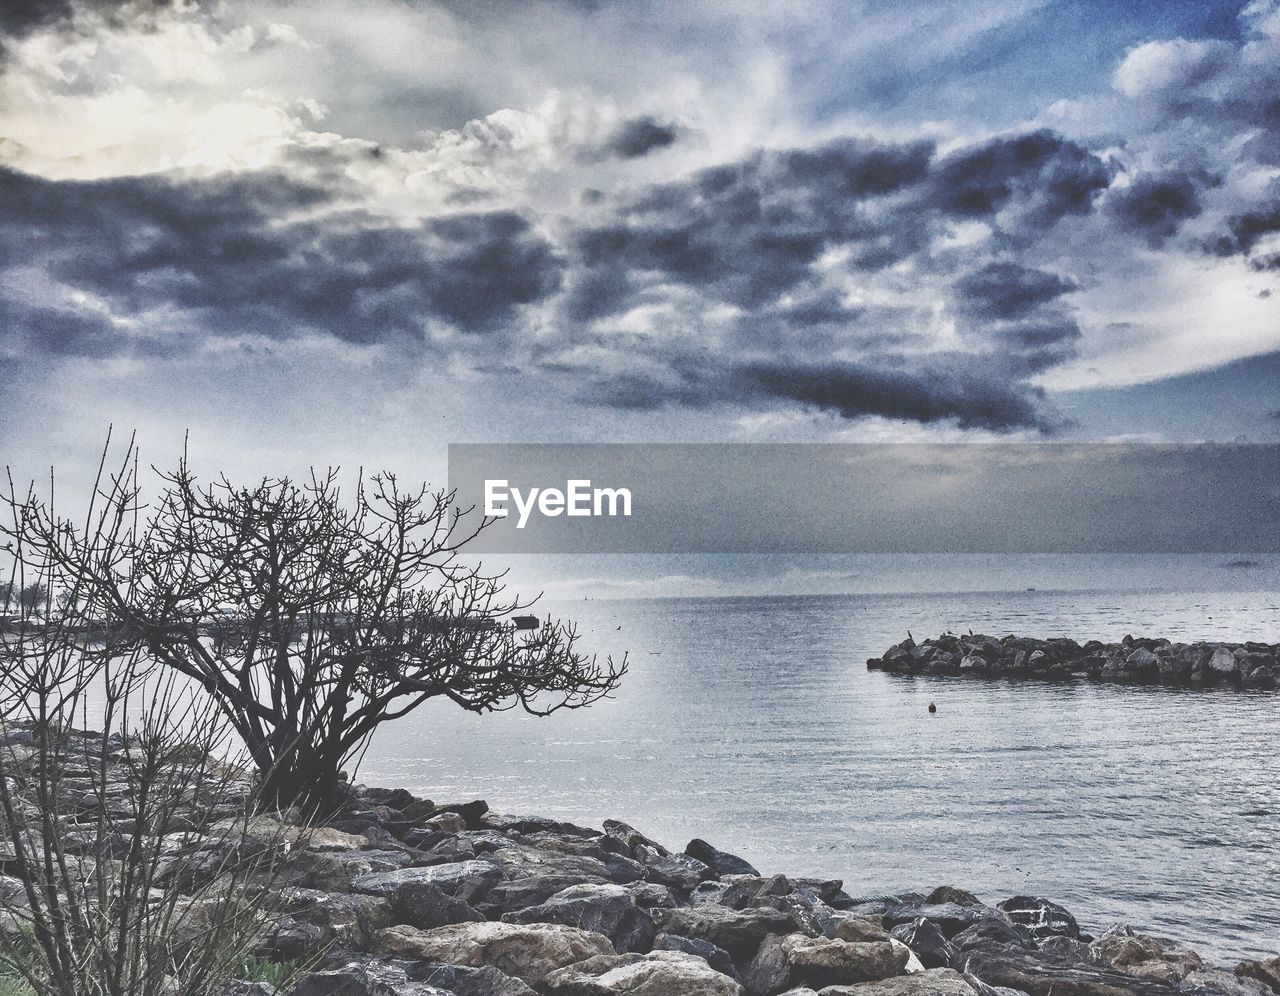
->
[{"left": 2, "top": 0, "right": 1280, "bottom": 505}]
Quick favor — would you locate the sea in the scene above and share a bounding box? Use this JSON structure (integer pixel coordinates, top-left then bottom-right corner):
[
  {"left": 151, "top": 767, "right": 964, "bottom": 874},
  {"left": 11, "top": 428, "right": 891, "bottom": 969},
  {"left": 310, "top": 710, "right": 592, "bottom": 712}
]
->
[{"left": 362, "top": 585, "right": 1280, "bottom": 964}]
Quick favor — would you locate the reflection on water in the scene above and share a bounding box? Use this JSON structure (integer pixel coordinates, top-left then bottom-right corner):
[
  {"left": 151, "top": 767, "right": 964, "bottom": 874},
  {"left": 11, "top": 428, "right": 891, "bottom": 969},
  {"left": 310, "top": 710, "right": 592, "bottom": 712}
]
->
[{"left": 362, "top": 588, "right": 1280, "bottom": 963}]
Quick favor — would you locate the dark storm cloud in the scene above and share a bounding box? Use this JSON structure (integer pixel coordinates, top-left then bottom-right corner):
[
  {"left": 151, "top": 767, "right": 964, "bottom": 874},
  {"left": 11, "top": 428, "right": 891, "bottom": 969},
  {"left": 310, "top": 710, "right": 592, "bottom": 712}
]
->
[
  {"left": 735, "top": 358, "right": 1056, "bottom": 432},
  {"left": 951, "top": 262, "right": 1081, "bottom": 374},
  {"left": 928, "top": 130, "right": 1112, "bottom": 226},
  {"left": 0, "top": 167, "right": 563, "bottom": 354},
  {"left": 566, "top": 136, "right": 936, "bottom": 320},
  {"left": 0, "top": 0, "right": 170, "bottom": 44},
  {"left": 1210, "top": 201, "right": 1280, "bottom": 260},
  {"left": 954, "top": 262, "right": 1075, "bottom": 320},
  {"left": 600, "top": 116, "right": 682, "bottom": 159},
  {"left": 575, "top": 354, "right": 1058, "bottom": 432},
  {"left": 1107, "top": 172, "right": 1205, "bottom": 246},
  {"left": 566, "top": 130, "right": 1108, "bottom": 323},
  {"left": 4, "top": 125, "right": 1119, "bottom": 433},
  {"left": 556, "top": 130, "right": 1107, "bottom": 432}
]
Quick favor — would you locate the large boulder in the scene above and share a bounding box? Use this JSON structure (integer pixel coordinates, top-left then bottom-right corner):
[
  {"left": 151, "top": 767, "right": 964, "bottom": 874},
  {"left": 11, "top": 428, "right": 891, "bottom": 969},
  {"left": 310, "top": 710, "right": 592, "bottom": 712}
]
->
[
  {"left": 637, "top": 848, "right": 712, "bottom": 892},
  {"left": 375, "top": 921, "right": 615, "bottom": 987},
  {"left": 352, "top": 860, "right": 505, "bottom": 905},
  {"left": 995, "top": 897, "right": 1079, "bottom": 941},
  {"left": 1208, "top": 647, "right": 1240, "bottom": 678},
  {"left": 927, "top": 887, "right": 981, "bottom": 908},
  {"left": 653, "top": 932, "right": 739, "bottom": 981},
  {"left": 884, "top": 903, "right": 1010, "bottom": 940},
  {"left": 830, "top": 918, "right": 891, "bottom": 944},
  {"left": 388, "top": 880, "right": 485, "bottom": 930},
  {"left": 951, "top": 920, "right": 1036, "bottom": 952},
  {"left": 304, "top": 827, "right": 371, "bottom": 852},
  {"left": 273, "top": 886, "right": 395, "bottom": 950},
  {"left": 743, "top": 933, "right": 792, "bottom": 996},
  {"left": 603, "top": 820, "right": 669, "bottom": 857},
  {"left": 1088, "top": 926, "right": 1202, "bottom": 983},
  {"left": 780, "top": 936, "right": 908, "bottom": 989},
  {"left": 890, "top": 918, "right": 957, "bottom": 969},
  {"left": 501, "top": 884, "right": 656, "bottom": 953},
  {"left": 541, "top": 949, "right": 744, "bottom": 995},
  {"left": 1236, "top": 956, "right": 1280, "bottom": 993},
  {"left": 686, "top": 839, "right": 762, "bottom": 878},
  {"left": 656, "top": 904, "right": 805, "bottom": 964},
  {"left": 961, "top": 946, "right": 1179, "bottom": 995}
]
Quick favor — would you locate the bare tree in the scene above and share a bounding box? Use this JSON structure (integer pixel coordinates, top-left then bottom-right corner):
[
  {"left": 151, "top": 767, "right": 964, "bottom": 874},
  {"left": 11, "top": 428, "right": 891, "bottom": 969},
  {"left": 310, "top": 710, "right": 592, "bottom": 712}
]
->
[
  {"left": 0, "top": 452, "right": 306, "bottom": 996},
  {"left": 3, "top": 438, "right": 626, "bottom": 814}
]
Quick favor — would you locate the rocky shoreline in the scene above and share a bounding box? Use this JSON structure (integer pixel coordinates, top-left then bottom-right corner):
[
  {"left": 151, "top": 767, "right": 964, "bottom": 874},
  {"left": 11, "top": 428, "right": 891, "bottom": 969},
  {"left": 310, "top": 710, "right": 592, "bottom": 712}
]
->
[
  {"left": 5, "top": 726, "right": 1280, "bottom": 996},
  {"left": 867, "top": 635, "right": 1280, "bottom": 688}
]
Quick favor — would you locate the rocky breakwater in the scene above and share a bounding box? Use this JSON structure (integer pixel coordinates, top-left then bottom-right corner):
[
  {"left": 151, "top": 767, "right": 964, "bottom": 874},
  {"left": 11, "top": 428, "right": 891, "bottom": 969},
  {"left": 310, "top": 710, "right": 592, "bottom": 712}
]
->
[
  {"left": 6, "top": 728, "right": 1280, "bottom": 996},
  {"left": 240, "top": 785, "right": 1280, "bottom": 996},
  {"left": 867, "top": 634, "right": 1280, "bottom": 689},
  {"left": 194, "top": 792, "right": 1280, "bottom": 995}
]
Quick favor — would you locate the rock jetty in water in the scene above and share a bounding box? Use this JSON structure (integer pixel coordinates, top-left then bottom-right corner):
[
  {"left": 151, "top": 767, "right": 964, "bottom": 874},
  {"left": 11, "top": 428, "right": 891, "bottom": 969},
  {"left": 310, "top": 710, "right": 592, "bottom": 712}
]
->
[{"left": 867, "top": 634, "right": 1279, "bottom": 688}]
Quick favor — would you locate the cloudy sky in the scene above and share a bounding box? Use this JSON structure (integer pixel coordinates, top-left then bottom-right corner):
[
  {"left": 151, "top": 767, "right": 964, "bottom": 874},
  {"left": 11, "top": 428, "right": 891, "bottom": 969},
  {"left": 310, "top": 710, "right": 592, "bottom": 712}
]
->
[{"left": 2, "top": 0, "right": 1280, "bottom": 489}]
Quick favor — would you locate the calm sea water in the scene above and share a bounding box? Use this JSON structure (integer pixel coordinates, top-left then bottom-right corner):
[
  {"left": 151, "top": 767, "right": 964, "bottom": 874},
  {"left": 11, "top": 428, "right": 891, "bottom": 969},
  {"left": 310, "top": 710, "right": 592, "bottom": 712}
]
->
[{"left": 362, "top": 588, "right": 1280, "bottom": 964}]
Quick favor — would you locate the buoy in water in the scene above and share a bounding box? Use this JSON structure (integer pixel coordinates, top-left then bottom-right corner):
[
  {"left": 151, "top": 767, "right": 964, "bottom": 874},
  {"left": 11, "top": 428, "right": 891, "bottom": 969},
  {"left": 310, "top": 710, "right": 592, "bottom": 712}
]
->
[{"left": 927, "top": 702, "right": 937, "bottom": 714}]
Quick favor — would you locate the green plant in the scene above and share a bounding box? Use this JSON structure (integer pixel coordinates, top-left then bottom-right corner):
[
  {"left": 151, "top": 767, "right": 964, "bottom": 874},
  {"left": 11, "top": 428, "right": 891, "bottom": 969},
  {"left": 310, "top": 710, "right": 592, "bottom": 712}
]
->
[{"left": 235, "top": 955, "right": 297, "bottom": 988}]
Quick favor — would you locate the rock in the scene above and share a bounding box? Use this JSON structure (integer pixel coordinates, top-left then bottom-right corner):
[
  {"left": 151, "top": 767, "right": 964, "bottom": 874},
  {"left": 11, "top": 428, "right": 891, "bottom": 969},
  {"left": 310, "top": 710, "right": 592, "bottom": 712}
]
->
[
  {"left": 890, "top": 918, "right": 957, "bottom": 969},
  {"left": 1208, "top": 648, "right": 1240, "bottom": 678},
  {"left": 603, "top": 820, "right": 669, "bottom": 858},
  {"left": 389, "top": 880, "right": 485, "bottom": 930},
  {"left": 501, "top": 884, "right": 656, "bottom": 954},
  {"left": 288, "top": 958, "right": 453, "bottom": 995},
  {"left": 352, "top": 860, "right": 505, "bottom": 905},
  {"left": 637, "top": 849, "right": 712, "bottom": 892},
  {"left": 627, "top": 882, "right": 678, "bottom": 910},
  {"left": 410, "top": 963, "right": 538, "bottom": 995},
  {"left": 601, "top": 854, "right": 648, "bottom": 885},
  {"left": 482, "top": 874, "right": 614, "bottom": 917},
  {"left": 375, "top": 921, "right": 614, "bottom": 987},
  {"left": 885, "top": 903, "right": 1009, "bottom": 940},
  {"left": 274, "top": 887, "right": 395, "bottom": 950},
  {"left": 781, "top": 936, "right": 909, "bottom": 989},
  {"left": 656, "top": 904, "right": 806, "bottom": 965},
  {"left": 1089, "top": 926, "right": 1202, "bottom": 982},
  {"left": 1039, "top": 936, "right": 1096, "bottom": 964},
  {"left": 422, "top": 812, "right": 468, "bottom": 834},
  {"left": 1183, "top": 968, "right": 1271, "bottom": 995},
  {"left": 259, "top": 916, "right": 329, "bottom": 961},
  {"left": 686, "top": 839, "right": 762, "bottom": 878},
  {"left": 814, "top": 967, "right": 981, "bottom": 994},
  {"left": 951, "top": 920, "right": 1036, "bottom": 952},
  {"left": 744, "top": 933, "right": 792, "bottom": 995},
  {"left": 221, "top": 983, "right": 278, "bottom": 996},
  {"left": 961, "top": 946, "right": 1179, "bottom": 995},
  {"left": 995, "top": 897, "right": 1079, "bottom": 941},
  {"left": 831, "top": 918, "right": 891, "bottom": 944},
  {"left": 305, "top": 827, "right": 370, "bottom": 851},
  {"left": 541, "top": 949, "right": 744, "bottom": 995},
  {"left": 654, "top": 932, "right": 739, "bottom": 981},
  {"left": 890, "top": 940, "right": 925, "bottom": 975},
  {"left": 433, "top": 801, "right": 491, "bottom": 829},
  {"left": 1236, "top": 956, "right": 1280, "bottom": 993},
  {"left": 927, "top": 887, "right": 982, "bottom": 908}
]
